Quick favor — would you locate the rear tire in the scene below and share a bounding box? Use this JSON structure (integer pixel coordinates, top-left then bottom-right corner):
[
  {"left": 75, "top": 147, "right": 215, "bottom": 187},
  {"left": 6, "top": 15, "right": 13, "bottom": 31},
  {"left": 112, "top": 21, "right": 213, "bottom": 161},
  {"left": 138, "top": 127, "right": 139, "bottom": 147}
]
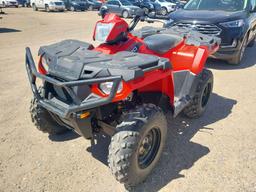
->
[
  {"left": 122, "top": 10, "right": 129, "bottom": 18},
  {"left": 183, "top": 69, "right": 213, "bottom": 119},
  {"left": 108, "top": 104, "right": 167, "bottom": 187},
  {"left": 30, "top": 87, "right": 69, "bottom": 135}
]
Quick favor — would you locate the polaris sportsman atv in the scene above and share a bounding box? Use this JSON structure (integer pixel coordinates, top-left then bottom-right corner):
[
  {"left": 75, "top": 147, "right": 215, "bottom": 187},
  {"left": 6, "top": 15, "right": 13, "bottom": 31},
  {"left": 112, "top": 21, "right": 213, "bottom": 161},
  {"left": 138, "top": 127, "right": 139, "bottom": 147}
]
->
[{"left": 25, "top": 12, "right": 220, "bottom": 186}]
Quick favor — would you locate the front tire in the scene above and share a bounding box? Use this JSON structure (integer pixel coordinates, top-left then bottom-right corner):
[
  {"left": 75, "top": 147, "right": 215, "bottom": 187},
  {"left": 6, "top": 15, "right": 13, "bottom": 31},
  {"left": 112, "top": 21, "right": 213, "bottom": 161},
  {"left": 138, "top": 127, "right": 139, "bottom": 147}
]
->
[
  {"left": 183, "top": 69, "right": 213, "bottom": 119},
  {"left": 122, "top": 10, "right": 129, "bottom": 18},
  {"left": 108, "top": 104, "right": 167, "bottom": 186},
  {"left": 32, "top": 4, "right": 38, "bottom": 11},
  {"left": 45, "top": 4, "right": 50, "bottom": 12},
  {"left": 88, "top": 5, "right": 93, "bottom": 11},
  {"left": 228, "top": 36, "right": 247, "bottom": 65},
  {"left": 160, "top": 7, "right": 167, "bottom": 15},
  {"left": 30, "top": 87, "right": 69, "bottom": 135}
]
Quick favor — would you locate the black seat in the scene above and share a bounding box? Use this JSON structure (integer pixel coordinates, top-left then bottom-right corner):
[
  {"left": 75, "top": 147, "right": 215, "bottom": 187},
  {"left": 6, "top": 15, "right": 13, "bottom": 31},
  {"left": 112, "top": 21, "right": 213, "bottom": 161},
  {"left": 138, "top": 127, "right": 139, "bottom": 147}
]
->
[{"left": 144, "top": 34, "right": 183, "bottom": 54}]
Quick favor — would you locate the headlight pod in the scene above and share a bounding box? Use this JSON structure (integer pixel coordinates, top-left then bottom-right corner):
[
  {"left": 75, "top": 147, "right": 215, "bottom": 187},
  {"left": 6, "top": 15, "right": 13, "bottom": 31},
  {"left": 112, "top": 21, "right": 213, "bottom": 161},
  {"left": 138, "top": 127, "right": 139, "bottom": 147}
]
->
[
  {"left": 40, "top": 55, "right": 49, "bottom": 72},
  {"left": 95, "top": 23, "right": 114, "bottom": 42},
  {"left": 99, "top": 81, "right": 123, "bottom": 95},
  {"left": 220, "top": 19, "right": 245, "bottom": 28}
]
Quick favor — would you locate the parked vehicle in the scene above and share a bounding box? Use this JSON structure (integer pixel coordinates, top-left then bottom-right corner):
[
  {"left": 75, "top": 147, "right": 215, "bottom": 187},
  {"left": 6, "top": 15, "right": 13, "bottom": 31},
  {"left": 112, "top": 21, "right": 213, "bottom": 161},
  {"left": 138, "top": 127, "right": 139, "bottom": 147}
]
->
[
  {"left": 17, "top": 0, "right": 30, "bottom": 6},
  {"left": 100, "top": 0, "right": 142, "bottom": 18},
  {"left": 85, "top": 0, "right": 101, "bottom": 10},
  {"left": 31, "top": 0, "right": 65, "bottom": 11},
  {"left": 169, "top": 0, "right": 256, "bottom": 65},
  {"left": 165, "top": 0, "right": 184, "bottom": 9},
  {"left": 63, "top": 0, "right": 88, "bottom": 11},
  {"left": 128, "top": 0, "right": 161, "bottom": 15},
  {"left": 25, "top": 11, "right": 220, "bottom": 187},
  {"left": 2, "top": 0, "right": 18, "bottom": 7},
  {"left": 150, "top": 0, "right": 176, "bottom": 15}
]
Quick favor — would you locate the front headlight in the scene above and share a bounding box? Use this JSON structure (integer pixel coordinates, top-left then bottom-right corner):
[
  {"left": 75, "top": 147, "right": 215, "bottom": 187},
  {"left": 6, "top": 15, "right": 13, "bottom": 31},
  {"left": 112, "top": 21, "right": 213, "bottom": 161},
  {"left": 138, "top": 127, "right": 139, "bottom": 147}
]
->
[
  {"left": 220, "top": 19, "right": 245, "bottom": 28},
  {"left": 99, "top": 81, "right": 123, "bottom": 95},
  {"left": 95, "top": 23, "right": 114, "bottom": 42},
  {"left": 41, "top": 55, "right": 49, "bottom": 72}
]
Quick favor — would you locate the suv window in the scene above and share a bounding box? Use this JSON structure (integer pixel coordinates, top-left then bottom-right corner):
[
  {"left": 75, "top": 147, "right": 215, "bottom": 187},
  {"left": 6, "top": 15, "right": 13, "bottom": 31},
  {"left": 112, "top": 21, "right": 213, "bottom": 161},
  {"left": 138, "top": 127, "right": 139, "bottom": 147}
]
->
[
  {"left": 185, "top": 0, "right": 247, "bottom": 12},
  {"left": 112, "top": 1, "right": 120, "bottom": 5}
]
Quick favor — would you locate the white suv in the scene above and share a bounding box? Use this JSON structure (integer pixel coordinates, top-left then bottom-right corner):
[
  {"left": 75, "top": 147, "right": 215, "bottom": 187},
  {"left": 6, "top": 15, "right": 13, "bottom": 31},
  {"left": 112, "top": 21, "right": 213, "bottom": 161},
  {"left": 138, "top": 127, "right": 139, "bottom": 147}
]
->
[
  {"left": 151, "top": 0, "right": 176, "bottom": 15},
  {"left": 1, "top": 0, "right": 19, "bottom": 7},
  {"left": 31, "top": 0, "right": 65, "bottom": 11}
]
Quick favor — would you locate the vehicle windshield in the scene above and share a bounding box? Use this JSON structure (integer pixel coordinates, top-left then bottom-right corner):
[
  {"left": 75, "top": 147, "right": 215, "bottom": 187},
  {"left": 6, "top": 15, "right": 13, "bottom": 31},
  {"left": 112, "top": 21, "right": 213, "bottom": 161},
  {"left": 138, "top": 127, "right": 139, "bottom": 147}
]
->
[
  {"left": 120, "top": 0, "right": 132, "bottom": 5},
  {"left": 184, "top": 0, "right": 248, "bottom": 12}
]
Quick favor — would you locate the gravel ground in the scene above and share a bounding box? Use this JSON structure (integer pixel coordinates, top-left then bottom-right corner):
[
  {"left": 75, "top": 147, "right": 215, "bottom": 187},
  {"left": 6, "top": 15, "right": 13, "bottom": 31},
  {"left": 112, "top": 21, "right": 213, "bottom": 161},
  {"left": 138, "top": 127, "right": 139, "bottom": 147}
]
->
[{"left": 0, "top": 8, "right": 256, "bottom": 192}]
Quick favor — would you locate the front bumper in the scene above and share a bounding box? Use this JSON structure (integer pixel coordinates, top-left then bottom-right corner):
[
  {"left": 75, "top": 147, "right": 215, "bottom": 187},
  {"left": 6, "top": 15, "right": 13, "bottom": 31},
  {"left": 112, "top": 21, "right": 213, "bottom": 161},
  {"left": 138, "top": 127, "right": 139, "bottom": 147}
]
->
[
  {"left": 49, "top": 5, "right": 65, "bottom": 11},
  {"left": 211, "top": 38, "right": 243, "bottom": 60},
  {"left": 25, "top": 47, "right": 122, "bottom": 119}
]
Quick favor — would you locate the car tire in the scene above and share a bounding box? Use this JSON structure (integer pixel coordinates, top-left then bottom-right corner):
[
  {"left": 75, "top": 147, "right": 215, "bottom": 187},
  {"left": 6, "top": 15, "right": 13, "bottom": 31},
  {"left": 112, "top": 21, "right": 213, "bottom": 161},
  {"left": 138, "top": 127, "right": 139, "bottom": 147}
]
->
[
  {"left": 70, "top": 6, "right": 75, "bottom": 11},
  {"left": 108, "top": 104, "right": 167, "bottom": 187},
  {"left": 88, "top": 5, "right": 93, "bottom": 11},
  {"left": 247, "top": 36, "right": 255, "bottom": 47},
  {"left": 160, "top": 7, "right": 167, "bottom": 15},
  {"left": 142, "top": 7, "right": 149, "bottom": 15},
  {"left": 183, "top": 69, "right": 213, "bottom": 119},
  {"left": 45, "top": 4, "right": 50, "bottom": 12},
  {"left": 122, "top": 10, "right": 129, "bottom": 18},
  {"left": 32, "top": 4, "right": 38, "bottom": 11},
  {"left": 228, "top": 36, "right": 248, "bottom": 65},
  {"left": 30, "top": 87, "right": 69, "bottom": 135}
]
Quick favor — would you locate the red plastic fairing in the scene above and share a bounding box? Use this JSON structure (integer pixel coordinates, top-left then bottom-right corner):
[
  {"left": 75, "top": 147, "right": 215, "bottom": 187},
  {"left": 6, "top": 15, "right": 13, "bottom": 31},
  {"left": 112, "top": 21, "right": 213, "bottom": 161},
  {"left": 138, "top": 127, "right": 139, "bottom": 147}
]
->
[{"left": 91, "top": 69, "right": 174, "bottom": 104}]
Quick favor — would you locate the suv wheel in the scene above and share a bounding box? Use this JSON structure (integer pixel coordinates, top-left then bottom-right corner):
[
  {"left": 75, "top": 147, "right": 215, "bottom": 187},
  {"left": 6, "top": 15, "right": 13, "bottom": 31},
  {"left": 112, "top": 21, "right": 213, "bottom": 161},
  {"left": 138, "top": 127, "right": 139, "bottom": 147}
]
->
[
  {"left": 32, "top": 4, "right": 38, "bottom": 11},
  {"left": 108, "top": 104, "right": 167, "bottom": 186},
  {"left": 228, "top": 36, "right": 248, "bottom": 65},
  {"left": 160, "top": 7, "right": 167, "bottom": 15},
  {"left": 248, "top": 36, "right": 255, "bottom": 47},
  {"left": 143, "top": 7, "right": 149, "bottom": 15},
  {"left": 70, "top": 6, "right": 75, "bottom": 11},
  {"left": 122, "top": 10, "right": 129, "bottom": 18},
  {"left": 45, "top": 4, "right": 50, "bottom": 12},
  {"left": 88, "top": 5, "right": 93, "bottom": 11}
]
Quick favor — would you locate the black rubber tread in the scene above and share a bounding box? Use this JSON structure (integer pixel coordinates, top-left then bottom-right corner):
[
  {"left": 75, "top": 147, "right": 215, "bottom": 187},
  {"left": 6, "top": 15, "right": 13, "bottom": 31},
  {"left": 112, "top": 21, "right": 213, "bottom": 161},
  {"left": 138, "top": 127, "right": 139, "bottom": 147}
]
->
[
  {"left": 30, "top": 87, "right": 69, "bottom": 135},
  {"left": 108, "top": 104, "right": 167, "bottom": 186},
  {"left": 247, "top": 36, "right": 255, "bottom": 47},
  {"left": 183, "top": 69, "right": 213, "bottom": 119}
]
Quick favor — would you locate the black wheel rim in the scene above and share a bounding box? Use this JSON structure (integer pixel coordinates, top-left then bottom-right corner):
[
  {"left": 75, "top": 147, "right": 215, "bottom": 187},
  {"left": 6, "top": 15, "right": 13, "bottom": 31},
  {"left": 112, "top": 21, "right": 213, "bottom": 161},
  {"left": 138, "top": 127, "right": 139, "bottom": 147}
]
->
[
  {"left": 239, "top": 38, "right": 247, "bottom": 61},
  {"left": 138, "top": 128, "right": 161, "bottom": 169},
  {"left": 201, "top": 82, "right": 211, "bottom": 108}
]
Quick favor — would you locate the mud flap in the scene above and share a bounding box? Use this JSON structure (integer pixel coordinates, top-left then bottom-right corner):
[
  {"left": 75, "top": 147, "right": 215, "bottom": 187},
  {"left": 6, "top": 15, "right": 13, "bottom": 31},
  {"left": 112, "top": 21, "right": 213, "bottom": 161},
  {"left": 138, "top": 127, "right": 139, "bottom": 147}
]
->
[{"left": 173, "top": 70, "right": 199, "bottom": 117}]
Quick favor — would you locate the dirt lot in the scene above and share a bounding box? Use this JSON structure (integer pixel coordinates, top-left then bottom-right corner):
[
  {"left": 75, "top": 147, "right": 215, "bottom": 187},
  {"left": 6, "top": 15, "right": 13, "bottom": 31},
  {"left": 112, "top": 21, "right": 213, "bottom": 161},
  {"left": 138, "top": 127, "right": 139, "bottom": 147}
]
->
[{"left": 0, "top": 8, "right": 256, "bottom": 192}]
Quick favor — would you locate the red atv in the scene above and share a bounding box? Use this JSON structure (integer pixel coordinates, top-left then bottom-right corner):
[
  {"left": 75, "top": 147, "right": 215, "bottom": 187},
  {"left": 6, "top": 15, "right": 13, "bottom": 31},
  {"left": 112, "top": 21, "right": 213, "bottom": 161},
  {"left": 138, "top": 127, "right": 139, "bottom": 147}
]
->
[{"left": 25, "top": 12, "right": 220, "bottom": 186}]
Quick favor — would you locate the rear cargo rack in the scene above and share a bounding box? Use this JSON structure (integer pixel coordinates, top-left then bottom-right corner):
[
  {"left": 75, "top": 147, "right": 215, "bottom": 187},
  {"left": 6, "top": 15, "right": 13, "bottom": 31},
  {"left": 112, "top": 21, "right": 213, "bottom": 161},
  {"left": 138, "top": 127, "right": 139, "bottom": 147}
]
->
[{"left": 25, "top": 47, "right": 122, "bottom": 118}]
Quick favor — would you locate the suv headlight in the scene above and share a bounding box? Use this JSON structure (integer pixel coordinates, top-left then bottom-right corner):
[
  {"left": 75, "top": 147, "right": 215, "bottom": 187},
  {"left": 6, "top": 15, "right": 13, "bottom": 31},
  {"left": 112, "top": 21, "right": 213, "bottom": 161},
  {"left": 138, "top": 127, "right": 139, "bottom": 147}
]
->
[
  {"left": 220, "top": 19, "right": 245, "bottom": 28},
  {"left": 99, "top": 81, "right": 123, "bottom": 95}
]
